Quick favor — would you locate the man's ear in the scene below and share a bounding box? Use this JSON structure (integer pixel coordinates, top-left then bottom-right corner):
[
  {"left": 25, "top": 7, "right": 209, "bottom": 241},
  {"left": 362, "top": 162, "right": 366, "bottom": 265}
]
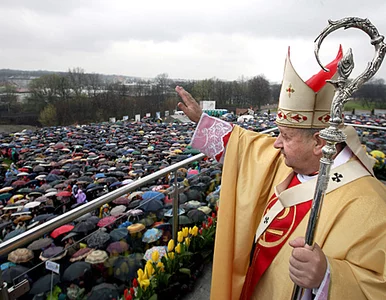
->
[{"left": 313, "top": 132, "right": 326, "bottom": 156}]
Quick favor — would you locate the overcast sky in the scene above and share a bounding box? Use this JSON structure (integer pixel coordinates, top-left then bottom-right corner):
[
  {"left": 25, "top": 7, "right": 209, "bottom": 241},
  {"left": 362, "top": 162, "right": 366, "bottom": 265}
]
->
[{"left": 1, "top": 0, "right": 386, "bottom": 83}]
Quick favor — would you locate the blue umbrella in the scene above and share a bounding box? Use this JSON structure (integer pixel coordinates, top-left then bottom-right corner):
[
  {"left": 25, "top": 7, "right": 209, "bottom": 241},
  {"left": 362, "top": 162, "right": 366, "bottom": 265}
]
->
[
  {"left": 95, "top": 173, "right": 105, "bottom": 179},
  {"left": 139, "top": 199, "right": 164, "bottom": 212},
  {"left": 142, "top": 191, "right": 165, "bottom": 202}
]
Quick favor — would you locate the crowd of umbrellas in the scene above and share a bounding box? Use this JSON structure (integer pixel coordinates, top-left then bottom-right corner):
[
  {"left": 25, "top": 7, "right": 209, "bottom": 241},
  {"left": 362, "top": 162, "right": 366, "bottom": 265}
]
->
[
  {"left": 0, "top": 111, "right": 384, "bottom": 299},
  {"left": 0, "top": 118, "right": 224, "bottom": 300}
]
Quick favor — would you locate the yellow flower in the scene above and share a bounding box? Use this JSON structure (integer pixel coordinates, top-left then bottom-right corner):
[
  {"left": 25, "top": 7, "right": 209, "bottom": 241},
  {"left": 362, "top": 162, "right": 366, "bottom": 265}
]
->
[
  {"left": 156, "top": 261, "right": 165, "bottom": 272},
  {"left": 145, "top": 260, "right": 155, "bottom": 277},
  {"left": 175, "top": 243, "right": 181, "bottom": 254},
  {"left": 168, "top": 252, "right": 175, "bottom": 260},
  {"left": 188, "top": 227, "right": 193, "bottom": 235},
  {"left": 185, "top": 237, "right": 191, "bottom": 247},
  {"left": 191, "top": 226, "right": 198, "bottom": 236},
  {"left": 182, "top": 227, "right": 189, "bottom": 238},
  {"left": 167, "top": 239, "right": 175, "bottom": 252},
  {"left": 151, "top": 250, "right": 160, "bottom": 262},
  {"left": 139, "top": 278, "right": 150, "bottom": 290},
  {"left": 137, "top": 268, "right": 147, "bottom": 281},
  {"left": 177, "top": 231, "right": 184, "bottom": 243}
]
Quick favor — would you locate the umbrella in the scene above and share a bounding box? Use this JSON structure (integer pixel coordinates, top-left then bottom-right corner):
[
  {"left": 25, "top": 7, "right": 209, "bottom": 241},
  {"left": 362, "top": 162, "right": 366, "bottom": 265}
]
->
[
  {"left": 0, "top": 221, "right": 12, "bottom": 230},
  {"left": 35, "top": 196, "right": 48, "bottom": 202},
  {"left": 138, "top": 217, "right": 155, "bottom": 227},
  {"left": 128, "top": 191, "right": 143, "bottom": 201},
  {"left": 51, "top": 224, "right": 74, "bottom": 239},
  {"left": 85, "top": 250, "right": 109, "bottom": 264},
  {"left": 11, "top": 180, "right": 27, "bottom": 187},
  {"left": 0, "top": 262, "right": 16, "bottom": 271},
  {"left": 8, "top": 248, "right": 34, "bottom": 263},
  {"left": 108, "top": 255, "right": 143, "bottom": 283},
  {"left": 31, "top": 213, "right": 54, "bottom": 223},
  {"left": 61, "top": 231, "right": 80, "bottom": 242},
  {"left": 142, "top": 228, "right": 163, "bottom": 243},
  {"left": 142, "top": 191, "right": 165, "bottom": 202},
  {"left": 73, "top": 220, "right": 96, "bottom": 234},
  {"left": 56, "top": 191, "right": 72, "bottom": 197},
  {"left": 70, "top": 248, "right": 95, "bottom": 262},
  {"left": 86, "top": 231, "right": 110, "bottom": 248},
  {"left": 13, "top": 215, "right": 32, "bottom": 224},
  {"left": 109, "top": 228, "right": 129, "bottom": 242},
  {"left": 74, "top": 212, "right": 92, "bottom": 223},
  {"left": 23, "top": 201, "right": 41, "bottom": 209},
  {"left": 143, "top": 246, "right": 167, "bottom": 261},
  {"left": 39, "top": 246, "right": 66, "bottom": 261},
  {"left": 112, "top": 197, "right": 130, "bottom": 205},
  {"left": 97, "top": 216, "right": 117, "bottom": 228},
  {"left": 4, "top": 228, "right": 25, "bottom": 241},
  {"left": 27, "top": 237, "right": 54, "bottom": 250},
  {"left": 1, "top": 265, "right": 30, "bottom": 285},
  {"left": 62, "top": 261, "right": 92, "bottom": 282},
  {"left": 168, "top": 215, "right": 194, "bottom": 225},
  {"left": 164, "top": 208, "right": 185, "bottom": 217},
  {"left": 106, "top": 241, "right": 130, "bottom": 255},
  {"left": 187, "top": 209, "right": 208, "bottom": 222},
  {"left": 88, "top": 216, "right": 101, "bottom": 225},
  {"left": 110, "top": 205, "right": 126, "bottom": 216},
  {"left": 139, "top": 198, "right": 164, "bottom": 212},
  {"left": 87, "top": 283, "right": 119, "bottom": 300},
  {"left": 29, "top": 274, "right": 60, "bottom": 295}
]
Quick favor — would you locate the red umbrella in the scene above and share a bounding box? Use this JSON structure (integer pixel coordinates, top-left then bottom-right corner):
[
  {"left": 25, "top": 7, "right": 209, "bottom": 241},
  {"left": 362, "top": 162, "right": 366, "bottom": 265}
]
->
[
  {"left": 97, "top": 216, "right": 117, "bottom": 228},
  {"left": 50, "top": 224, "right": 74, "bottom": 239},
  {"left": 12, "top": 180, "right": 27, "bottom": 187},
  {"left": 56, "top": 191, "right": 72, "bottom": 197}
]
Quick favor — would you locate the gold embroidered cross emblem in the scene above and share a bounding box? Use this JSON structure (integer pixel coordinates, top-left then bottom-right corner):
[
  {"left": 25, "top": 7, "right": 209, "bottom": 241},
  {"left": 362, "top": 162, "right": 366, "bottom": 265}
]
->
[{"left": 286, "top": 84, "right": 295, "bottom": 97}]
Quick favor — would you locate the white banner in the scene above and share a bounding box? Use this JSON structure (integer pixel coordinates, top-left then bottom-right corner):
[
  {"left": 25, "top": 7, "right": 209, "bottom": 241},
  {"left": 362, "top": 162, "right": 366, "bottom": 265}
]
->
[
  {"left": 123, "top": 116, "right": 129, "bottom": 121},
  {"left": 146, "top": 113, "right": 151, "bottom": 117},
  {"left": 109, "top": 117, "right": 116, "bottom": 123},
  {"left": 165, "top": 111, "right": 169, "bottom": 117},
  {"left": 135, "top": 114, "right": 141, "bottom": 122}
]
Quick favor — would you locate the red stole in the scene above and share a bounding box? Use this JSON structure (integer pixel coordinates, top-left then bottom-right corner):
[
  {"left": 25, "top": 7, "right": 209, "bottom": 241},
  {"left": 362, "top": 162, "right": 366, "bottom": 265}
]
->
[{"left": 240, "top": 174, "right": 312, "bottom": 299}]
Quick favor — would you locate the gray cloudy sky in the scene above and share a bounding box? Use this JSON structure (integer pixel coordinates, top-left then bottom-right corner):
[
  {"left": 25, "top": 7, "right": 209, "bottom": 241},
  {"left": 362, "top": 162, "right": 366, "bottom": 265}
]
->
[{"left": 1, "top": 0, "right": 386, "bottom": 83}]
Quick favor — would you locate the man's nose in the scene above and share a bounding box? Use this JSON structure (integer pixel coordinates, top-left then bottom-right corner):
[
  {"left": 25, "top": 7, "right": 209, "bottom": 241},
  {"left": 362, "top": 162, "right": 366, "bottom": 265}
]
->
[{"left": 273, "top": 135, "right": 282, "bottom": 149}]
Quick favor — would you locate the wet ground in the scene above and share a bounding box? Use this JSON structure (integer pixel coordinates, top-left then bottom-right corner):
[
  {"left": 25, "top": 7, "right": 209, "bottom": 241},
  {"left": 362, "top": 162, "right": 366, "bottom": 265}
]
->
[{"left": 183, "top": 262, "right": 212, "bottom": 300}]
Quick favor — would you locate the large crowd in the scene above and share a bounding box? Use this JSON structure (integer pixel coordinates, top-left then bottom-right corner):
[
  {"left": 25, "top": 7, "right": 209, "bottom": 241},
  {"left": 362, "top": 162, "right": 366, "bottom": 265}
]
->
[{"left": 0, "top": 111, "right": 384, "bottom": 300}]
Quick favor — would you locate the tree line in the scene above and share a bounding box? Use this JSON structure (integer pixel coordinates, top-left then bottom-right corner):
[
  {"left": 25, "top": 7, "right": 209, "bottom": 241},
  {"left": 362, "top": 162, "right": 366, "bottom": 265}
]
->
[{"left": 0, "top": 68, "right": 385, "bottom": 127}]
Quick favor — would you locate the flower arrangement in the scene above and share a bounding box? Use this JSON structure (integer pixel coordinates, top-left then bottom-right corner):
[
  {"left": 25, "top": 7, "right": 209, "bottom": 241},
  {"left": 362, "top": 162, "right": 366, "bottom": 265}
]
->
[{"left": 122, "top": 210, "right": 218, "bottom": 300}]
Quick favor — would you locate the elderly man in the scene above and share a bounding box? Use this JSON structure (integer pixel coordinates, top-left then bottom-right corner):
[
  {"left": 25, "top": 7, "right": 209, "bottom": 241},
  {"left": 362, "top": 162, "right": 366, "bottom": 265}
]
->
[{"left": 176, "top": 47, "right": 386, "bottom": 300}]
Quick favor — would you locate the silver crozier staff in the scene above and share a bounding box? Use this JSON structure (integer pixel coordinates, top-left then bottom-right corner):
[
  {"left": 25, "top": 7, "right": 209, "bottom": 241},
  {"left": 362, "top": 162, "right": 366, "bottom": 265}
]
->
[{"left": 291, "top": 17, "right": 386, "bottom": 300}]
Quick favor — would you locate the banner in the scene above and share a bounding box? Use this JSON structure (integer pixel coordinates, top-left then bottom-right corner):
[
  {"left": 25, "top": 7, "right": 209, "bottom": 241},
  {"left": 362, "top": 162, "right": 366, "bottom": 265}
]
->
[
  {"left": 123, "top": 116, "right": 129, "bottom": 121},
  {"left": 156, "top": 112, "right": 161, "bottom": 119},
  {"left": 135, "top": 114, "right": 141, "bottom": 122},
  {"left": 165, "top": 111, "right": 169, "bottom": 117},
  {"left": 146, "top": 113, "right": 151, "bottom": 117},
  {"left": 109, "top": 117, "right": 116, "bottom": 123}
]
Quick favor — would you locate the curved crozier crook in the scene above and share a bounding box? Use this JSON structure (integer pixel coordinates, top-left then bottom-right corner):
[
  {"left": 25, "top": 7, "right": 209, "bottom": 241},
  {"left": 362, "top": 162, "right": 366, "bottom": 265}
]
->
[{"left": 314, "top": 17, "right": 386, "bottom": 95}]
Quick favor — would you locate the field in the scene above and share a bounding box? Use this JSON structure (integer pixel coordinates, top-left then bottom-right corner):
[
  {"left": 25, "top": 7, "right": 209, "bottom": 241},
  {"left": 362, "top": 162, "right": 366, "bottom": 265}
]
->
[{"left": 0, "top": 124, "right": 38, "bottom": 134}]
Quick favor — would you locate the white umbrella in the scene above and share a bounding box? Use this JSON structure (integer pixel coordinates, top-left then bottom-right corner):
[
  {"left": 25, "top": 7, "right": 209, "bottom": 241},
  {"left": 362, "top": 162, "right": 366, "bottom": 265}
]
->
[
  {"left": 110, "top": 205, "right": 126, "bottom": 216},
  {"left": 24, "top": 201, "right": 41, "bottom": 209}
]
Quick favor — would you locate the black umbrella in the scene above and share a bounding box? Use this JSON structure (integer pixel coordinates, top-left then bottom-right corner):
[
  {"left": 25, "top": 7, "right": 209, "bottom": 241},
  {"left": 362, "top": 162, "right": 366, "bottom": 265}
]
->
[
  {"left": 187, "top": 209, "right": 208, "bottom": 223},
  {"left": 86, "top": 231, "right": 110, "bottom": 248},
  {"left": 73, "top": 220, "right": 96, "bottom": 234},
  {"left": 87, "top": 283, "right": 119, "bottom": 300},
  {"left": 62, "top": 261, "right": 92, "bottom": 282},
  {"left": 109, "top": 228, "right": 128, "bottom": 242},
  {"left": 27, "top": 237, "right": 54, "bottom": 251},
  {"left": 2, "top": 265, "right": 30, "bottom": 285},
  {"left": 31, "top": 214, "right": 54, "bottom": 223},
  {"left": 30, "top": 274, "right": 60, "bottom": 294}
]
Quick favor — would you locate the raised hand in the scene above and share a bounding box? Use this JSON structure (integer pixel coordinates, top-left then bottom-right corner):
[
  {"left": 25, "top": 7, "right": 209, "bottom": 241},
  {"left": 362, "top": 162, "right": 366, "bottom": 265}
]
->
[{"left": 175, "top": 86, "right": 203, "bottom": 123}]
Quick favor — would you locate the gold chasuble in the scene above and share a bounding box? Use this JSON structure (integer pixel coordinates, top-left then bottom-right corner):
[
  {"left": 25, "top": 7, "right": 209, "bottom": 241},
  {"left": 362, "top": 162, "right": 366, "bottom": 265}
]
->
[{"left": 210, "top": 125, "right": 386, "bottom": 300}]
